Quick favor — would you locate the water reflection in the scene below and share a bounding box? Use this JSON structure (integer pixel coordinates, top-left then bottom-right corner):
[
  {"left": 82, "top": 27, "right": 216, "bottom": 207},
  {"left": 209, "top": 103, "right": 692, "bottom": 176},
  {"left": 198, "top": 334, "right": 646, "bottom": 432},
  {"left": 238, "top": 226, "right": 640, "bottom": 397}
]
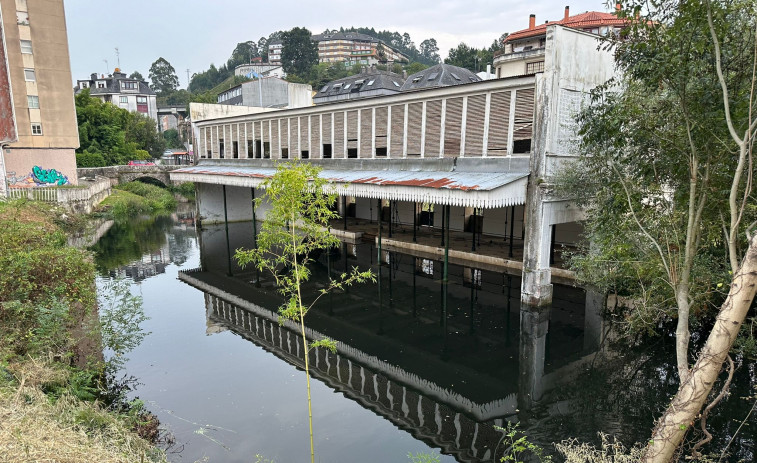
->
[
  {"left": 182, "top": 221, "right": 604, "bottom": 460},
  {"left": 90, "top": 204, "right": 197, "bottom": 278},
  {"left": 91, "top": 212, "right": 757, "bottom": 461}
]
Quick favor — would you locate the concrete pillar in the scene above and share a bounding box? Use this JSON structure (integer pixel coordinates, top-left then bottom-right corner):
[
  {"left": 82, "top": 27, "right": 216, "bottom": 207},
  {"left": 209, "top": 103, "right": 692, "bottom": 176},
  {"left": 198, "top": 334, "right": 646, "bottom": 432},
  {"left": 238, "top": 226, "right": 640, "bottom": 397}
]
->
[
  {"left": 521, "top": 183, "right": 553, "bottom": 307},
  {"left": 518, "top": 306, "right": 549, "bottom": 411}
]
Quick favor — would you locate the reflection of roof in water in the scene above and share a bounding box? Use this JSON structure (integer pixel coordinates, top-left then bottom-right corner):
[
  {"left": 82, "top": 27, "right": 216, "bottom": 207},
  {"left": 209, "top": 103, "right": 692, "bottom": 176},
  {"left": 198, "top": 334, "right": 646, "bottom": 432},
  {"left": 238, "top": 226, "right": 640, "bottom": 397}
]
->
[{"left": 182, "top": 270, "right": 516, "bottom": 462}]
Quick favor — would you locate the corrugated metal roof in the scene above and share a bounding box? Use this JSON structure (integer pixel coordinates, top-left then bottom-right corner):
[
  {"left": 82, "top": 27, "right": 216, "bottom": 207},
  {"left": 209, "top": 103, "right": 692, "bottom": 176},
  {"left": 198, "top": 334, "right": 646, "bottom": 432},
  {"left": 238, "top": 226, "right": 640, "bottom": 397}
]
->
[{"left": 172, "top": 165, "right": 527, "bottom": 192}]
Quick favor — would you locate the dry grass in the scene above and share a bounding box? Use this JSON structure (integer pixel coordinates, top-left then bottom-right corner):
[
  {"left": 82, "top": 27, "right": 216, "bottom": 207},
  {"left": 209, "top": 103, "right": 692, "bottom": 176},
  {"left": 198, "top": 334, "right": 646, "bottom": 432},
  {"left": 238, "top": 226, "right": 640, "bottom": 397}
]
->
[{"left": 0, "top": 358, "right": 167, "bottom": 463}]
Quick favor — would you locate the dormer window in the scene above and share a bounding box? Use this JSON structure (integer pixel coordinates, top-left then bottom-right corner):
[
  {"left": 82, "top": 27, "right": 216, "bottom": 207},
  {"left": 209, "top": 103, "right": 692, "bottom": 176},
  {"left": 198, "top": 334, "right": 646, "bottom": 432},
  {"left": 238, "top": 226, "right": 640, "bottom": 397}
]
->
[
  {"left": 412, "top": 76, "right": 423, "bottom": 83},
  {"left": 97, "top": 81, "right": 106, "bottom": 88},
  {"left": 450, "top": 73, "right": 461, "bottom": 81},
  {"left": 121, "top": 81, "right": 138, "bottom": 90},
  {"left": 426, "top": 73, "right": 439, "bottom": 81}
]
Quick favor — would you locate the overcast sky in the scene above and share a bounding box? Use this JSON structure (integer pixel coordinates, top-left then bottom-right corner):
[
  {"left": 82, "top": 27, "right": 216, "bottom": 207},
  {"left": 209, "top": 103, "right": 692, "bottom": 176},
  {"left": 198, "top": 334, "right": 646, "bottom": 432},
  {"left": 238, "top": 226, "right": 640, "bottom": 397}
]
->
[{"left": 65, "top": 0, "right": 608, "bottom": 87}]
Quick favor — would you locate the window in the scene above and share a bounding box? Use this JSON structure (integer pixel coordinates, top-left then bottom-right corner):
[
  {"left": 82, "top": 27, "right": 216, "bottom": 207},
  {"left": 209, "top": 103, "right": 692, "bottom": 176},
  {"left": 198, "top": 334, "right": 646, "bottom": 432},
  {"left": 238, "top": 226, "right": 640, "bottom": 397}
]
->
[
  {"left": 320, "top": 85, "right": 329, "bottom": 93},
  {"left": 427, "top": 72, "right": 439, "bottom": 81},
  {"left": 20, "top": 39, "right": 32, "bottom": 54},
  {"left": 27, "top": 95, "right": 39, "bottom": 108},
  {"left": 367, "top": 79, "right": 375, "bottom": 86},
  {"left": 23, "top": 69, "right": 35, "bottom": 81},
  {"left": 120, "top": 81, "right": 138, "bottom": 90},
  {"left": 526, "top": 61, "right": 544, "bottom": 74},
  {"left": 31, "top": 123, "right": 41, "bottom": 135},
  {"left": 136, "top": 96, "right": 147, "bottom": 104},
  {"left": 79, "top": 81, "right": 89, "bottom": 89},
  {"left": 450, "top": 73, "right": 461, "bottom": 81},
  {"left": 343, "top": 84, "right": 351, "bottom": 90},
  {"left": 412, "top": 76, "right": 422, "bottom": 83},
  {"left": 119, "top": 96, "right": 128, "bottom": 104},
  {"left": 16, "top": 11, "right": 29, "bottom": 25},
  {"left": 97, "top": 81, "right": 106, "bottom": 88}
]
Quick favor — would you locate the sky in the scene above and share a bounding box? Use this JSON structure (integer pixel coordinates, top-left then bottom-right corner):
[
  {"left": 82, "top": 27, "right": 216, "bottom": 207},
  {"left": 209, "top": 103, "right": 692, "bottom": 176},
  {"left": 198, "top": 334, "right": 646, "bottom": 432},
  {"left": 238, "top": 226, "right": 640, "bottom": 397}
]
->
[{"left": 65, "top": 0, "right": 608, "bottom": 87}]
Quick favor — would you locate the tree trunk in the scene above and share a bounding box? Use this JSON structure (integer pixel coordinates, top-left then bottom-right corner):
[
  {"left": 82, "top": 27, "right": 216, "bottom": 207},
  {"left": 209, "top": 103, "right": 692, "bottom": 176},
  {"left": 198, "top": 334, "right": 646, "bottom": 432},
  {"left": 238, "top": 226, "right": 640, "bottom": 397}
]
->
[{"left": 643, "top": 235, "right": 757, "bottom": 462}]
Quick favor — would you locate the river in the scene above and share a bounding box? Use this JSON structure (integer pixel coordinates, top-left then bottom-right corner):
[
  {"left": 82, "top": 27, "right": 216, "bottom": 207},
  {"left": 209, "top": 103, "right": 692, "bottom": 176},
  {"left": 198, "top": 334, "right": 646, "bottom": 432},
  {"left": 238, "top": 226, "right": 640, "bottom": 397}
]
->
[{"left": 89, "top": 206, "right": 757, "bottom": 462}]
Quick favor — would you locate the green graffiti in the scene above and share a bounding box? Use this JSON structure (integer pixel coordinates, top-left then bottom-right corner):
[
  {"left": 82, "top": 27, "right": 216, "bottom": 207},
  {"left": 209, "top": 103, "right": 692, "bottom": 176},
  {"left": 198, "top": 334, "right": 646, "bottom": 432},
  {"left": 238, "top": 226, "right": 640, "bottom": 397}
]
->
[{"left": 31, "top": 166, "right": 68, "bottom": 185}]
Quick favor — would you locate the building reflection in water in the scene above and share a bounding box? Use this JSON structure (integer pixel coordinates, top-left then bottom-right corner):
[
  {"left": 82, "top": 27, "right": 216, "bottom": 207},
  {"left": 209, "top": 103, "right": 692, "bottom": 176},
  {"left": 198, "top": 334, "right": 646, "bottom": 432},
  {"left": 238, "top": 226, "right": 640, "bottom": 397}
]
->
[{"left": 182, "top": 221, "right": 605, "bottom": 461}]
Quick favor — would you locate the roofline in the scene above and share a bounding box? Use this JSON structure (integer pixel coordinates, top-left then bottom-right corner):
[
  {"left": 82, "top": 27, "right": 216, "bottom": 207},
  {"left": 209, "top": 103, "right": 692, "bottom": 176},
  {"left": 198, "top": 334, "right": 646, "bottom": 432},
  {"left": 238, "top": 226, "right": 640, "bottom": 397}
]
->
[{"left": 196, "top": 75, "right": 535, "bottom": 125}]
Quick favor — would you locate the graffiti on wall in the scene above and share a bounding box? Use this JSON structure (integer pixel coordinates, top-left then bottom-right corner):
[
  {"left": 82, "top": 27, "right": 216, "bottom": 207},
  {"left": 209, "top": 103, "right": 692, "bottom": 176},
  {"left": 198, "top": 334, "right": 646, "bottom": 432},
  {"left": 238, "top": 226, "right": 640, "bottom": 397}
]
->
[{"left": 6, "top": 166, "right": 69, "bottom": 187}]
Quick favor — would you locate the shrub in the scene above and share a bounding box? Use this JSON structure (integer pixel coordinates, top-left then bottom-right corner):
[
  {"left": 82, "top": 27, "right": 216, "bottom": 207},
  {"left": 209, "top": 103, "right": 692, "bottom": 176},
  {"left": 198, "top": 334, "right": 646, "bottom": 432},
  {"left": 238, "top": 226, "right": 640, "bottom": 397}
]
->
[{"left": 76, "top": 151, "right": 107, "bottom": 168}]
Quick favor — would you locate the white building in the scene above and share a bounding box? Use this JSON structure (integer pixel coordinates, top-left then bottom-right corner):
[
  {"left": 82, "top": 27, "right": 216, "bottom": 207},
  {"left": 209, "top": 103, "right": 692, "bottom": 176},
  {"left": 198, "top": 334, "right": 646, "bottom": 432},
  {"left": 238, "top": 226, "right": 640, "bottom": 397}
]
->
[
  {"left": 217, "top": 77, "right": 312, "bottom": 109},
  {"left": 75, "top": 69, "right": 158, "bottom": 122}
]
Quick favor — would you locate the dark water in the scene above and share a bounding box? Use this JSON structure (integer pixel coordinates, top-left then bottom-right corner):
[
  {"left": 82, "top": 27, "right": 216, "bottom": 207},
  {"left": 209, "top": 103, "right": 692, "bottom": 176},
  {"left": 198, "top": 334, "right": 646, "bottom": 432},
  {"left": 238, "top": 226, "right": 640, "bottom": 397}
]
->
[{"left": 90, "top": 208, "right": 757, "bottom": 463}]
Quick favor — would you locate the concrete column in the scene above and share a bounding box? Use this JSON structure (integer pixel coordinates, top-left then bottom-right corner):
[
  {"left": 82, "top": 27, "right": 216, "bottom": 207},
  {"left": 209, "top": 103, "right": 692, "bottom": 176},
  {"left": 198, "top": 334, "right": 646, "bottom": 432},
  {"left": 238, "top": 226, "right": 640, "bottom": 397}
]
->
[
  {"left": 518, "top": 306, "right": 549, "bottom": 411},
  {"left": 521, "top": 185, "right": 553, "bottom": 307},
  {"left": 439, "top": 99, "right": 446, "bottom": 158},
  {"left": 386, "top": 105, "right": 392, "bottom": 157}
]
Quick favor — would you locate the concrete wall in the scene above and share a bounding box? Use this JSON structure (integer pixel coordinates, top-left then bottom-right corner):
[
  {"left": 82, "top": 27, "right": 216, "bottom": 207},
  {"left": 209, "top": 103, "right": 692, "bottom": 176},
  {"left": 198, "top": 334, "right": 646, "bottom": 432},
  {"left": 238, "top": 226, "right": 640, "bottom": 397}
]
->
[
  {"left": 197, "top": 184, "right": 271, "bottom": 224},
  {"left": 4, "top": 148, "right": 77, "bottom": 186}
]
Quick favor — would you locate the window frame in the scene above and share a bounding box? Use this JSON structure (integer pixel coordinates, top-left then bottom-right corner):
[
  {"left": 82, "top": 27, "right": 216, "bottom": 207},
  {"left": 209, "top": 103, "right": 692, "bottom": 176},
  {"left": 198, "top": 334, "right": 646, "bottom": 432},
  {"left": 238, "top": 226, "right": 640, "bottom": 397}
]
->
[
  {"left": 30, "top": 123, "right": 42, "bottom": 135},
  {"left": 23, "top": 69, "right": 35, "bottom": 81},
  {"left": 20, "top": 39, "right": 32, "bottom": 54},
  {"left": 27, "top": 95, "right": 39, "bottom": 108}
]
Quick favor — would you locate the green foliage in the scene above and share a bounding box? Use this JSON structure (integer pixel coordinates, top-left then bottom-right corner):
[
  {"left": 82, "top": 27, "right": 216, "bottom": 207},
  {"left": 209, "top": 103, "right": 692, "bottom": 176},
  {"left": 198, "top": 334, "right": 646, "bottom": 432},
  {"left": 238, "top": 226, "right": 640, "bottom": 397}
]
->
[
  {"left": 407, "top": 452, "right": 440, "bottom": 463},
  {"left": 100, "top": 182, "right": 176, "bottom": 219},
  {"left": 97, "top": 278, "right": 149, "bottom": 372},
  {"left": 75, "top": 89, "right": 164, "bottom": 164},
  {"left": 495, "top": 423, "right": 552, "bottom": 462},
  {"left": 125, "top": 112, "right": 166, "bottom": 158},
  {"left": 444, "top": 42, "right": 495, "bottom": 73},
  {"left": 76, "top": 151, "right": 107, "bottom": 168},
  {"left": 556, "top": 0, "right": 757, "bottom": 334},
  {"left": 405, "top": 62, "right": 429, "bottom": 75},
  {"left": 281, "top": 27, "right": 319, "bottom": 78},
  {"left": 234, "top": 162, "right": 374, "bottom": 462},
  {"left": 162, "top": 129, "right": 184, "bottom": 149},
  {"left": 148, "top": 57, "right": 179, "bottom": 95},
  {"left": 170, "top": 182, "right": 195, "bottom": 200}
]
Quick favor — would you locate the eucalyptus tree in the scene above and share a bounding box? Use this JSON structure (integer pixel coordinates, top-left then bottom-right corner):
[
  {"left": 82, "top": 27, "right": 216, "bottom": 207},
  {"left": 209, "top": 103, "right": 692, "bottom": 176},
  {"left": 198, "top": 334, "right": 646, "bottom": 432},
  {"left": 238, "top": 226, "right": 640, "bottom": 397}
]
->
[
  {"left": 560, "top": 0, "right": 757, "bottom": 459},
  {"left": 235, "top": 163, "right": 374, "bottom": 463}
]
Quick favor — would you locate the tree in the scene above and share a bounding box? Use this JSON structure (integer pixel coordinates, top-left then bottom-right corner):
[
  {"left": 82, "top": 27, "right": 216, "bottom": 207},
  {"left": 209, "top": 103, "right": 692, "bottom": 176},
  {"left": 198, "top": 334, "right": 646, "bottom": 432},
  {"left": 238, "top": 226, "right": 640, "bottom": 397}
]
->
[
  {"left": 227, "top": 41, "right": 258, "bottom": 70},
  {"left": 280, "top": 27, "right": 319, "bottom": 78},
  {"left": 405, "top": 62, "right": 429, "bottom": 75},
  {"left": 560, "top": 0, "right": 757, "bottom": 460},
  {"left": 419, "top": 38, "right": 440, "bottom": 64},
  {"left": 235, "top": 163, "right": 374, "bottom": 463},
  {"left": 162, "top": 129, "right": 184, "bottom": 149},
  {"left": 128, "top": 71, "right": 143, "bottom": 81},
  {"left": 445, "top": 43, "right": 478, "bottom": 71},
  {"left": 148, "top": 57, "right": 179, "bottom": 95},
  {"left": 125, "top": 112, "right": 165, "bottom": 158}
]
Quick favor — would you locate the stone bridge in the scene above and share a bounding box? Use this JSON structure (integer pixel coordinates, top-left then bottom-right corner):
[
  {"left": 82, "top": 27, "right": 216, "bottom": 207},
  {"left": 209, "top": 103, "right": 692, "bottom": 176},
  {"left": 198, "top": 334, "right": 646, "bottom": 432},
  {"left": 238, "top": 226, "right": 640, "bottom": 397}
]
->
[{"left": 77, "top": 165, "right": 182, "bottom": 186}]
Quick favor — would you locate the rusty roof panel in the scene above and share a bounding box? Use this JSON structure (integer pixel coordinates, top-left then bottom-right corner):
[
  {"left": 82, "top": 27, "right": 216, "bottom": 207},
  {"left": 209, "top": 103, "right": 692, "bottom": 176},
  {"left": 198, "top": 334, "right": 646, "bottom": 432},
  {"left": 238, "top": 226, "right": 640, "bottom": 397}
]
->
[{"left": 172, "top": 165, "right": 528, "bottom": 191}]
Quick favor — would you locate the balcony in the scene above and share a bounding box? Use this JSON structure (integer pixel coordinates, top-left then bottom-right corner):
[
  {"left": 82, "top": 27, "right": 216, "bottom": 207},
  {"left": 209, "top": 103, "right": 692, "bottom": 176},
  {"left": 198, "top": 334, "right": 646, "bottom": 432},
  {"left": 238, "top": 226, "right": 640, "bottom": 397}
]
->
[{"left": 493, "top": 47, "right": 546, "bottom": 65}]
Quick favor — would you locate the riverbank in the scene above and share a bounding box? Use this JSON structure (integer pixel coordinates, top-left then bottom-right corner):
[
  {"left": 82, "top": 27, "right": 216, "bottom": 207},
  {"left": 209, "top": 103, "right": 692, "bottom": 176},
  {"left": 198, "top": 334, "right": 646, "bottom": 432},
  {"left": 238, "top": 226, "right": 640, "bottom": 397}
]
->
[{"left": 0, "top": 199, "right": 167, "bottom": 462}]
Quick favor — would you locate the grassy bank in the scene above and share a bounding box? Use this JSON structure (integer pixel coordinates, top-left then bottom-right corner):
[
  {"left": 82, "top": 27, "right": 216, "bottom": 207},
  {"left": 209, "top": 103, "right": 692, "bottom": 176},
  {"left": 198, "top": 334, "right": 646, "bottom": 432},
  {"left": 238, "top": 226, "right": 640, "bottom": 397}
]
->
[
  {"left": 0, "top": 199, "right": 166, "bottom": 462},
  {"left": 98, "top": 181, "right": 178, "bottom": 219}
]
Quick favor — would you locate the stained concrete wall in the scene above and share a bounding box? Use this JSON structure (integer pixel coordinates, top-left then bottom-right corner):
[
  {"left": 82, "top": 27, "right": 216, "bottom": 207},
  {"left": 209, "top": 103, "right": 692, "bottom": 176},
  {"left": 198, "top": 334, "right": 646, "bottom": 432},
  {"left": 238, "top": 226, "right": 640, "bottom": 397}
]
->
[{"left": 197, "top": 184, "right": 271, "bottom": 224}]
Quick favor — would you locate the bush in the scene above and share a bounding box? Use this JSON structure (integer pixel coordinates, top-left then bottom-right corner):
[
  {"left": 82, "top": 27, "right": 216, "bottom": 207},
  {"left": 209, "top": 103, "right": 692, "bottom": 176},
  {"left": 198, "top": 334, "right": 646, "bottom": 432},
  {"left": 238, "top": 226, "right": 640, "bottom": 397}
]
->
[
  {"left": 171, "top": 182, "right": 195, "bottom": 200},
  {"left": 116, "top": 182, "right": 176, "bottom": 211},
  {"left": 76, "top": 151, "right": 107, "bottom": 168}
]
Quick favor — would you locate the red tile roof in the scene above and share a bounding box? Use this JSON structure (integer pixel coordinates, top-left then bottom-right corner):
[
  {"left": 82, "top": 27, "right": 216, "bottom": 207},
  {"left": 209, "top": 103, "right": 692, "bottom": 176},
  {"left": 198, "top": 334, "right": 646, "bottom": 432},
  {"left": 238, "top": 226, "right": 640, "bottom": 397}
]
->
[{"left": 505, "top": 11, "right": 629, "bottom": 43}]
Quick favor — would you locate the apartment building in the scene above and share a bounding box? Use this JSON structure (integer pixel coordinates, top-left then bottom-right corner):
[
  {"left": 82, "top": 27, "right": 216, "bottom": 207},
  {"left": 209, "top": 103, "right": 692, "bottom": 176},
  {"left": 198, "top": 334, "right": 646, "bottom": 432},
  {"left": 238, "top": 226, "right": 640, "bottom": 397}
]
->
[
  {"left": 75, "top": 69, "right": 158, "bottom": 122},
  {"left": 313, "top": 31, "right": 407, "bottom": 66},
  {"left": 493, "top": 5, "right": 627, "bottom": 79},
  {"left": 0, "top": 0, "right": 79, "bottom": 190},
  {"left": 267, "top": 40, "right": 282, "bottom": 65}
]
